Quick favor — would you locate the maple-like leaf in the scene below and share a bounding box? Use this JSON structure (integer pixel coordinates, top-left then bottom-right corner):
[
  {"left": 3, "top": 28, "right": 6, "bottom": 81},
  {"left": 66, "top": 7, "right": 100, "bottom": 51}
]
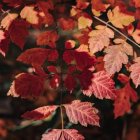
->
[
  {"left": 22, "top": 106, "right": 58, "bottom": 120},
  {"left": 114, "top": 83, "right": 138, "bottom": 118},
  {"left": 104, "top": 39, "right": 133, "bottom": 75},
  {"left": 64, "top": 100, "right": 100, "bottom": 127},
  {"left": 37, "top": 31, "right": 59, "bottom": 48},
  {"left": 78, "top": 15, "right": 92, "bottom": 29},
  {"left": 1, "top": 13, "right": 18, "bottom": 30},
  {"left": 88, "top": 25, "right": 114, "bottom": 53},
  {"left": 42, "top": 129, "right": 84, "bottom": 140},
  {"left": 8, "top": 73, "right": 44, "bottom": 98},
  {"left": 20, "top": 6, "right": 39, "bottom": 25},
  {"left": 107, "top": 6, "right": 135, "bottom": 28},
  {"left": 83, "top": 71, "right": 116, "bottom": 99},
  {"left": 129, "top": 57, "right": 140, "bottom": 87},
  {"left": 17, "top": 48, "right": 58, "bottom": 66},
  {"left": 0, "top": 30, "right": 10, "bottom": 56},
  {"left": 8, "top": 19, "right": 29, "bottom": 49}
]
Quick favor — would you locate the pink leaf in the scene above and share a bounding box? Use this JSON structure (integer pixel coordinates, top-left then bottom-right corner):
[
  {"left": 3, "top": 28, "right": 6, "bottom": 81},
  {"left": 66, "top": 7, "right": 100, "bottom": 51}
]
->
[
  {"left": 22, "top": 106, "right": 58, "bottom": 120},
  {"left": 64, "top": 100, "right": 100, "bottom": 127},
  {"left": 42, "top": 129, "right": 84, "bottom": 140},
  {"left": 83, "top": 71, "right": 116, "bottom": 100},
  {"left": 129, "top": 58, "right": 140, "bottom": 87}
]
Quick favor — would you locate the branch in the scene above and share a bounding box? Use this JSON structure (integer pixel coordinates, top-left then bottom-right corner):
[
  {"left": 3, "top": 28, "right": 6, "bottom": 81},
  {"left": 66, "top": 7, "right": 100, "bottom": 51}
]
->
[{"left": 93, "top": 16, "right": 140, "bottom": 48}]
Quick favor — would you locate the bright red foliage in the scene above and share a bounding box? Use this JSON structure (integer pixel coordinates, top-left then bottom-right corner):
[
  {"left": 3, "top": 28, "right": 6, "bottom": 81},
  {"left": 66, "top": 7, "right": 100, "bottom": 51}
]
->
[{"left": 0, "top": 0, "right": 139, "bottom": 139}]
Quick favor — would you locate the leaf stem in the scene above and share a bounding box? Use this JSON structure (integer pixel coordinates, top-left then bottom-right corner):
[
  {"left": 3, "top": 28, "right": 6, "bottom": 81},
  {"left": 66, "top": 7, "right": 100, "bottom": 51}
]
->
[
  {"left": 60, "top": 105, "right": 64, "bottom": 130},
  {"left": 93, "top": 16, "right": 140, "bottom": 48}
]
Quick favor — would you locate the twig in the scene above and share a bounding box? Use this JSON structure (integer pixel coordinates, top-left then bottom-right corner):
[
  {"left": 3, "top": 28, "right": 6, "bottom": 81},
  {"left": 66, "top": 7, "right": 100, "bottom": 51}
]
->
[{"left": 93, "top": 16, "right": 140, "bottom": 48}]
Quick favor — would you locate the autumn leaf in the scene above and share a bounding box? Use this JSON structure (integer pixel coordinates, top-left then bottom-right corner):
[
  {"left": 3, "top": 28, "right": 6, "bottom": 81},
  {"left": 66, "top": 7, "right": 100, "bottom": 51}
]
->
[
  {"left": 3, "top": 0, "right": 23, "bottom": 7},
  {"left": 0, "top": 30, "right": 10, "bottom": 56},
  {"left": 22, "top": 106, "right": 58, "bottom": 120},
  {"left": 107, "top": 6, "right": 135, "bottom": 28},
  {"left": 20, "top": 6, "right": 39, "bottom": 25},
  {"left": 78, "top": 15, "right": 92, "bottom": 29},
  {"left": 83, "top": 71, "right": 116, "bottom": 99},
  {"left": 127, "top": 23, "right": 140, "bottom": 44},
  {"left": 88, "top": 25, "right": 114, "bottom": 54},
  {"left": 59, "top": 18, "right": 76, "bottom": 30},
  {"left": 8, "top": 73, "right": 45, "bottom": 98},
  {"left": 17, "top": 48, "right": 58, "bottom": 66},
  {"left": 129, "top": 57, "right": 140, "bottom": 87},
  {"left": 64, "top": 75, "right": 76, "bottom": 92},
  {"left": 63, "top": 50, "right": 95, "bottom": 70},
  {"left": 64, "top": 100, "right": 100, "bottom": 127},
  {"left": 37, "top": 31, "right": 59, "bottom": 47},
  {"left": 42, "top": 129, "right": 84, "bottom": 140},
  {"left": 0, "top": 13, "right": 18, "bottom": 30},
  {"left": 132, "top": 0, "right": 140, "bottom": 8},
  {"left": 104, "top": 39, "right": 133, "bottom": 75},
  {"left": 114, "top": 83, "right": 138, "bottom": 118},
  {"left": 8, "top": 19, "right": 29, "bottom": 49},
  {"left": 76, "top": 0, "right": 89, "bottom": 9}
]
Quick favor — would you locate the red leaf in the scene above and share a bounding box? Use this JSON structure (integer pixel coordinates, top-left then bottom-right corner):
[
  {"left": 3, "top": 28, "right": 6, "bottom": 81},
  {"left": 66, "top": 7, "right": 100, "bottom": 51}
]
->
[
  {"left": 117, "top": 73, "right": 129, "bottom": 84},
  {"left": 22, "top": 105, "right": 58, "bottom": 120},
  {"left": 76, "top": 0, "right": 89, "bottom": 9},
  {"left": 0, "top": 30, "right": 10, "bottom": 56},
  {"left": 64, "top": 75, "right": 76, "bottom": 92},
  {"left": 42, "top": 129, "right": 84, "bottom": 140},
  {"left": 8, "top": 20, "right": 29, "bottom": 49},
  {"left": 59, "top": 18, "right": 76, "bottom": 30},
  {"left": 17, "top": 48, "right": 58, "bottom": 66},
  {"left": 114, "top": 83, "right": 138, "bottom": 118},
  {"left": 83, "top": 71, "right": 116, "bottom": 100},
  {"left": 78, "top": 69, "right": 93, "bottom": 90},
  {"left": 3, "top": 0, "right": 23, "bottom": 7},
  {"left": 8, "top": 73, "right": 44, "bottom": 98},
  {"left": 37, "top": 31, "right": 59, "bottom": 48},
  {"left": 64, "top": 100, "right": 100, "bottom": 127},
  {"left": 91, "top": 0, "right": 106, "bottom": 12},
  {"left": 63, "top": 50, "right": 95, "bottom": 70}
]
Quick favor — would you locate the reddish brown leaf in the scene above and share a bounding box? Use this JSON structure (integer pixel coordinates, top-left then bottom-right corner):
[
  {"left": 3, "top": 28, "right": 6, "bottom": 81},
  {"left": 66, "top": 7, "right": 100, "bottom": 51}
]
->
[
  {"left": 8, "top": 73, "right": 44, "bottom": 98},
  {"left": 59, "top": 18, "right": 76, "bottom": 30},
  {"left": 83, "top": 71, "right": 116, "bottom": 100},
  {"left": 22, "top": 105, "right": 58, "bottom": 120},
  {"left": 8, "top": 19, "right": 29, "bottom": 49},
  {"left": 3, "top": 0, "right": 23, "bottom": 7},
  {"left": 114, "top": 83, "right": 138, "bottom": 118},
  {"left": 37, "top": 31, "right": 59, "bottom": 48},
  {"left": 17, "top": 48, "right": 58, "bottom": 66},
  {"left": 91, "top": 0, "right": 106, "bottom": 12},
  {"left": 76, "top": 0, "right": 89, "bottom": 9},
  {"left": 63, "top": 50, "right": 95, "bottom": 70},
  {"left": 64, "top": 75, "right": 76, "bottom": 92},
  {"left": 42, "top": 129, "right": 84, "bottom": 140},
  {"left": 64, "top": 100, "right": 100, "bottom": 127}
]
